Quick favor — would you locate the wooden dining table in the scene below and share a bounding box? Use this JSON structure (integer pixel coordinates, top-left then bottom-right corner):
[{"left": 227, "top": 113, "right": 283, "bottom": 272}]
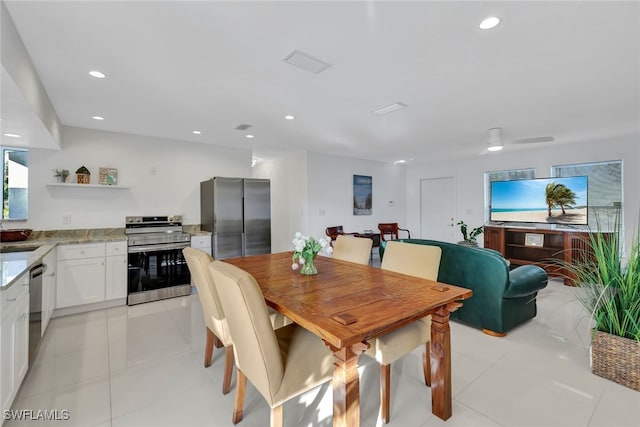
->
[{"left": 224, "top": 252, "right": 473, "bottom": 427}]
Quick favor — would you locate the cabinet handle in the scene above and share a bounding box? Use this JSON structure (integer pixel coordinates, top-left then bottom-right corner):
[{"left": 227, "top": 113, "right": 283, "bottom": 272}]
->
[{"left": 7, "top": 298, "right": 17, "bottom": 302}]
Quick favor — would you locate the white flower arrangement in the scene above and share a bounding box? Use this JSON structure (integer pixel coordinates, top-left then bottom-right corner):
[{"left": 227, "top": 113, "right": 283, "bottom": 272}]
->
[{"left": 291, "top": 232, "right": 332, "bottom": 271}]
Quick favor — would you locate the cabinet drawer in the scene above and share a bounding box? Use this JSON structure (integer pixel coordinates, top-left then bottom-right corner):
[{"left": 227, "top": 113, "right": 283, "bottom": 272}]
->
[
  {"left": 190, "top": 235, "right": 211, "bottom": 248},
  {"left": 58, "top": 243, "right": 106, "bottom": 260},
  {"left": 1, "top": 274, "right": 28, "bottom": 321},
  {"left": 106, "top": 241, "right": 127, "bottom": 257}
]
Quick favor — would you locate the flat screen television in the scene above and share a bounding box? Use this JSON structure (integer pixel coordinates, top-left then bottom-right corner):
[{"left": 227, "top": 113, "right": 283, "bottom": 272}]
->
[{"left": 490, "top": 176, "right": 588, "bottom": 225}]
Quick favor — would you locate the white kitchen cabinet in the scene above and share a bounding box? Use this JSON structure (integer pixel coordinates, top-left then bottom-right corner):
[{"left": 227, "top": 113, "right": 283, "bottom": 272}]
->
[
  {"left": 190, "top": 233, "right": 211, "bottom": 286},
  {"left": 190, "top": 233, "right": 211, "bottom": 255},
  {"left": 106, "top": 241, "right": 127, "bottom": 301},
  {"left": 56, "top": 243, "right": 106, "bottom": 309},
  {"left": 41, "top": 249, "right": 57, "bottom": 335},
  {"left": 1, "top": 278, "right": 29, "bottom": 419}
]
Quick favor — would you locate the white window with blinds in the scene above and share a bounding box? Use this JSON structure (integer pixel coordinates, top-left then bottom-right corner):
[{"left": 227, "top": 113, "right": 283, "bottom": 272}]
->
[{"left": 551, "top": 160, "right": 623, "bottom": 231}]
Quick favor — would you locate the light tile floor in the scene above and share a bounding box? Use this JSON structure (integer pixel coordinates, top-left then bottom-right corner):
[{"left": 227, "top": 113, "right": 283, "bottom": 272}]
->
[{"left": 6, "top": 276, "right": 639, "bottom": 427}]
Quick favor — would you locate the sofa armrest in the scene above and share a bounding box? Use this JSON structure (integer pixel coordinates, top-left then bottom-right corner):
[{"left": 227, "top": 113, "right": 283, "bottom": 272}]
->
[{"left": 503, "top": 265, "right": 548, "bottom": 299}]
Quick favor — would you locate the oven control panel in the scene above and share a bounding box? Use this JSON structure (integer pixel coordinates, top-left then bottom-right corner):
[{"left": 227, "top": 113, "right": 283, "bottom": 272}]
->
[{"left": 125, "top": 215, "right": 182, "bottom": 225}]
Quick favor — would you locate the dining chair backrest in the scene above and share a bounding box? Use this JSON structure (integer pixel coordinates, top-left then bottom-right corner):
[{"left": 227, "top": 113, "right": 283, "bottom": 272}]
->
[
  {"left": 333, "top": 235, "right": 373, "bottom": 265},
  {"left": 183, "top": 247, "right": 226, "bottom": 328},
  {"left": 208, "top": 260, "right": 284, "bottom": 404},
  {"left": 378, "top": 223, "right": 401, "bottom": 241},
  {"left": 381, "top": 241, "right": 442, "bottom": 281}
]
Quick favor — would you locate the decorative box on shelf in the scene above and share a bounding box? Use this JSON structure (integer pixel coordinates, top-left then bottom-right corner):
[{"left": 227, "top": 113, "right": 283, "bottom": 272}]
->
[{"left": 99, "top": 168, "right": 118, "bottom": 185}]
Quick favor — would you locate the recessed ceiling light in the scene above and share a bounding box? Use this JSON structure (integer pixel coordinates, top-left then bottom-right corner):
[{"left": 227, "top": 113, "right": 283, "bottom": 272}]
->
[
  {"left": 192, "top": 130, "right": 202, "bottom": 135},
  {"left": 92, "top": 116, "right": 104, "bottom": 120},
  {"left": 487, "top": 145, "right": 503, "bottom": 152},
  {"left": 3, "top": 133, "right": 21, "bottom": 138},
  {"left": 393, "top": 160, "right": 406, "bottom": 164},
  {"left": 245, "top": 134, "right": 254, "bottom": 139},
  {"left": 479, "top": 17, "right": 500, "bottom": 30},
  {"left": 371, "top": 102, "right": 407, "bottom": 115},
  {"left": 89, "top": 70, "right": 106, "bottom": 79},
  {"left": 284, "top": 115, "right": 295, "bottom": 120}
]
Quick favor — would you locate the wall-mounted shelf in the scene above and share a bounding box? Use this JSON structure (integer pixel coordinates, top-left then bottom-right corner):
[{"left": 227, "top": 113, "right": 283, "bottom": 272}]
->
[{"left": 46, "top": 183, "right": 131, "bottom": 189}]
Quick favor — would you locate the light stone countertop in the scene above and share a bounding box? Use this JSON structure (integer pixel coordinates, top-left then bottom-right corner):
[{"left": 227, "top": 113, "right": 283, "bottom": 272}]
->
[
  {"left": 0, "top": 243, "right": 57, "bottom": 289},
  {"left": 0, "top": 228, "right": 127, "bottom": 290}
]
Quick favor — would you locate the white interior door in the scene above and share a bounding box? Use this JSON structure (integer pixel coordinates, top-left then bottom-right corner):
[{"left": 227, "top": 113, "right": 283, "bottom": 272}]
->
[{"left": 420, "top": 177, "right": 456, "bottom": 242}]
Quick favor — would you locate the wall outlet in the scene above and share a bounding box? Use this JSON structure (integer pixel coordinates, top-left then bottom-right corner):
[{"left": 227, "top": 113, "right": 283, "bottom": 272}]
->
[{"left": 62, "top": 214, "right": 72, "bottom": 224}]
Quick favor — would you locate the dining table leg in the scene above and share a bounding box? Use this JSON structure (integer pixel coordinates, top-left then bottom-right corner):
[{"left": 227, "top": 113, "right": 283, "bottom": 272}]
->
[
  {"left": 430, "top": 302, "right": 462, "bottom": 421},
  {"left": 328, "top": 341, "right": 369, "bottom": 427}
]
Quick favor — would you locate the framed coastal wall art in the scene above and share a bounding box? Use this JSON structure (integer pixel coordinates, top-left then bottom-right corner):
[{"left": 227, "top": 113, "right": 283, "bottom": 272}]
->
[
  {"left": 99, "top": 167, "right": 118, "bottom": 185},
  {"left": 353, "top": 174, "right": 372, "bottom": 215}
]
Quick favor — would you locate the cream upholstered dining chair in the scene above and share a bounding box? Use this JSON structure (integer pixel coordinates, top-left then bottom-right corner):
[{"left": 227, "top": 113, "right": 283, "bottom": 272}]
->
[
  {"left": 182, "top": 248, "right": 291, "bottom": 395},
  {"left": 208, "top": 260, "right": 334, "bottom": 427},
  {"left": 332, "top": 234, "right": 373, "bottom": 265},
  {"left": 364, "top": 241, "right": 442, "bottom": 424},
  {"left": 183, "top": 247, "right": 234, "bottom": 394}
]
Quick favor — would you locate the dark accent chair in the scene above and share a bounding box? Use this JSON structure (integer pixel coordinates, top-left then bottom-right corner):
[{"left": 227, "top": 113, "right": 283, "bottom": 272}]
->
[
  {"left": 325, "top": 226, "right": 359, "bottom": 242},
  {"left": 378, "top": 223, "right": 411, "bottom": 241},
  {"left": 379, "top": 239, "right": 548, "bottom": 336}
]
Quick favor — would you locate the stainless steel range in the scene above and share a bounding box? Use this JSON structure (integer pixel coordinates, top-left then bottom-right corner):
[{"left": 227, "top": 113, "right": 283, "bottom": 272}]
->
[{"left": 126, "top": 215, "right": 191, "bottom": 305}]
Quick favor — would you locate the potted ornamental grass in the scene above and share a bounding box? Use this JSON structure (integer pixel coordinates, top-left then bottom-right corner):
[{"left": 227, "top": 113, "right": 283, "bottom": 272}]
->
[{"left": 563, "top": 211, "right": 640, "bottom": 391}]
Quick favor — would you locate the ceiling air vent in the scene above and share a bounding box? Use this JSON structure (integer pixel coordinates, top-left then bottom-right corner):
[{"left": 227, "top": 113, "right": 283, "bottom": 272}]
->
[
  {"left": 234, "top": 124, "right": 251, "bottom": 131},
  {"left": 370, "top": 102, "right": 407, "bottom": 115},
  {"left": 282, "top": 50, "right": 332, "bottom": 74}
]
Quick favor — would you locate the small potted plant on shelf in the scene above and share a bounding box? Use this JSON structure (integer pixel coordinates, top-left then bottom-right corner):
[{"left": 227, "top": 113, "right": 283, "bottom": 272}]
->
[
  {"left": 53, "top": 169, "right": 69, "bottom": 183},
  {"left": 75, "top": 165, "right": 91, "bottom": 184},
  {"left": 561, "top": 211, "right": 640, "bottom": 391},
  {"left": 457, "top": 221, "right": 484, "bottom": 247}
]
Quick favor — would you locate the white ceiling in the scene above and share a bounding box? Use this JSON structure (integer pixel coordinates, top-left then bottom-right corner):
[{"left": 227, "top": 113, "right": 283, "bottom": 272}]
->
[{"left": 3, "top": 1, "right": 639, "bottom": 163}]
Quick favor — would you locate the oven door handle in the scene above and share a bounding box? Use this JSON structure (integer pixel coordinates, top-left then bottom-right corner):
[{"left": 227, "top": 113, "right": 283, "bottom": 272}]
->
[{"left": 128, "top": 242, "right": 190, "bottom": 253}]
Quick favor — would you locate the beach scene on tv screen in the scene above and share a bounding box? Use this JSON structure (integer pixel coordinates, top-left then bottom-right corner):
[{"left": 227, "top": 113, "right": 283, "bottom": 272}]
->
[{"left": 491, "top": 177, "right": 588, "bottom": 224}]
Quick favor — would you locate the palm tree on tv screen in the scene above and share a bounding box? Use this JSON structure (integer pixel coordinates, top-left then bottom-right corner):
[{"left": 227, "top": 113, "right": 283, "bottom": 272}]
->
[{"left": 545, "top": 182, "right": 577, "bottom": 216}]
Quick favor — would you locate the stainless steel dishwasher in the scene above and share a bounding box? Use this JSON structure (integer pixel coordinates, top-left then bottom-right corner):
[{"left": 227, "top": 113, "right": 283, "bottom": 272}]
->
[{"left": 28, "top": 262, "right": 46, "bottom": 365}]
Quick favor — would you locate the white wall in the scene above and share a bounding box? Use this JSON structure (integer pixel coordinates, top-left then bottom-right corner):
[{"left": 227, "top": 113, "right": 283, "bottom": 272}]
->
[
  {"left": 253, "top": 151, "right": 407, "bottom": 252},
  {"left": 406, "top": 134, "right": 640, "bottom": 254},
  {"left": 306, "top": 151, "right": 407, "bottom": 243},
  {"left": 252, "top": 151, "right": 309, "bottom": 252},
  {"left": 26, "top": 126, "right": 251, "bottom": 230}
]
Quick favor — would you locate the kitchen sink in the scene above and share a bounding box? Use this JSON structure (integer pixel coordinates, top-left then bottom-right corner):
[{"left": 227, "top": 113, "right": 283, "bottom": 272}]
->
[{"left": 0, "top": 245, "right": 40, "bottom": 254}]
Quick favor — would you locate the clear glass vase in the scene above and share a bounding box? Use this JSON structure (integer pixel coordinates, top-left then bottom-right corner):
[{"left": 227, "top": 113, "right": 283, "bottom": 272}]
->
[{"left": 299, "top": 254, "right": 318, "bottom": 275}]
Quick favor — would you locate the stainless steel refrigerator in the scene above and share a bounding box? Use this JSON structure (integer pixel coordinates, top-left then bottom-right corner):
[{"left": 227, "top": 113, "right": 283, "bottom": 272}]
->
[{"left": 200, "top": 177, "right": 271, "bottom": 259}]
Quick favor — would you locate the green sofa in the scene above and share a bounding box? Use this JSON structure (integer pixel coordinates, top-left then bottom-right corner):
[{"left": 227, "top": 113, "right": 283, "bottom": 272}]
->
[{"left": 379, "top": 239, "right": 548, "bottom": 336}]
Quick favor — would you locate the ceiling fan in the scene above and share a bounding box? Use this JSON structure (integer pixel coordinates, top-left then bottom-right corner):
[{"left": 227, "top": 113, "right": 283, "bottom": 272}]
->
[{"left": 485, "top": 127, "right": 554, "bottom": 153}]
